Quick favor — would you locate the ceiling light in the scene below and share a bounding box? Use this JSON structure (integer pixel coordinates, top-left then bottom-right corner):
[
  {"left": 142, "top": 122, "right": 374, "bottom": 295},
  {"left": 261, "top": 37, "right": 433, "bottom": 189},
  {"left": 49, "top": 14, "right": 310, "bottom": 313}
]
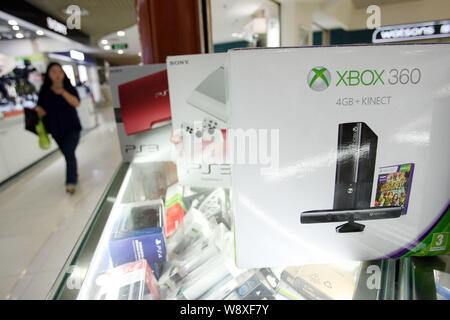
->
[
  {"left": 70, "top": 50, "right": 85, "bottom": 61},
  {"left": 103, "top": 45, "right": 111, "bottom": 50},
  {"left": 117, "top": 49, "right": 124, "bottom": 54},
  {"left": 12, "top": 25, "right": 20, "bottom": 31},
  {"left": 36, "top": 30, "right": 44, "bottom": 36},
  {"left": 117, "top": 31, "right": 125, "bottom": 37},
  {"left": 101, "top": 39, "right": 108, "bottom": 45},
  {"left": 8, "top": 20, "right": 18, "bottom": 26},
  {"left": 15, "top": 33, "right": 24, "bottom": 39}
]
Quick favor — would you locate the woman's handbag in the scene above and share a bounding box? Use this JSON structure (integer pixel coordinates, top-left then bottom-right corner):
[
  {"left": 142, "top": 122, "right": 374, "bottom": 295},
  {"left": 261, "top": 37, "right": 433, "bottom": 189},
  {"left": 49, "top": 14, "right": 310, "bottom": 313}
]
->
[{"left": 24, "top": 107, "right": 38, "bottom": 134}]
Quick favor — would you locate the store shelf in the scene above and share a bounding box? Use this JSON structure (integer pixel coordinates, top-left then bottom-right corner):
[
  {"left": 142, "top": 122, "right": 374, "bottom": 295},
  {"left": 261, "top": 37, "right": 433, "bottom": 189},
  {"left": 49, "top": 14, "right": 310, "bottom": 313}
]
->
[
  {"left": 45, "top": 159, "right": 441, "bottom": 301},
  {"left": 48, "top": 163, "right": 129, "bottom": 300}
]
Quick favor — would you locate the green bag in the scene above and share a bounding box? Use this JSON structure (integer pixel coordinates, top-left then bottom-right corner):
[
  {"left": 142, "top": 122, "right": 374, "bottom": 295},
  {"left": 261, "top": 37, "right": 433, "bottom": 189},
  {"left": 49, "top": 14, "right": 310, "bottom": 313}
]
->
[{"left": 35, "top": 117, "right": 51, "bottom": 150}]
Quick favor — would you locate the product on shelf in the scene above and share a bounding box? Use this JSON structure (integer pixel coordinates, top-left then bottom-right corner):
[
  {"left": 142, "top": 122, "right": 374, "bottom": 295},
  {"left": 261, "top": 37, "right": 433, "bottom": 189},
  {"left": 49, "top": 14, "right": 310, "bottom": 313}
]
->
[
  {"left": 166, "top": 53, "right": 231, "bottom": 188},
  {"left": 109, "top": 199, "right": 166, "bottom": 268},
  {"left": 229, "top": 44, "right": 450, "bottom": 268},
  {"left": 281, "top": 265, "right": 356, "bottom": 300},
  {"left": 94, "top": 259, "right": 160, "bottom": 300},
  {"left": 165, "top": 183, "right": 186, "bottom": 238}
]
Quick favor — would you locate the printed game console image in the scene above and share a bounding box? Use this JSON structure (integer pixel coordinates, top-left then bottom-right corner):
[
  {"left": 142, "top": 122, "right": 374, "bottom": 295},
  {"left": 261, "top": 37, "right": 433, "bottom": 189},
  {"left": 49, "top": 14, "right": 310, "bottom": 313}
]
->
[
  {"left": 186, "top": 67, "right": 227, "bottom": 122},
  {"left": 118, "top": 70, "right": 171, "bottom": 135},
  {"left": 301, "top": 122, "right": 403, "bottom": 233}
]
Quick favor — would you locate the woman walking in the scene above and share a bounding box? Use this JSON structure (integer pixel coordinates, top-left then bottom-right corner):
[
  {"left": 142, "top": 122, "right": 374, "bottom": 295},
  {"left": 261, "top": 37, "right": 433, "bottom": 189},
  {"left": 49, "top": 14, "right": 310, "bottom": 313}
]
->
[{"left": 35, "top": 63, "right": 82, "bottom": 194}]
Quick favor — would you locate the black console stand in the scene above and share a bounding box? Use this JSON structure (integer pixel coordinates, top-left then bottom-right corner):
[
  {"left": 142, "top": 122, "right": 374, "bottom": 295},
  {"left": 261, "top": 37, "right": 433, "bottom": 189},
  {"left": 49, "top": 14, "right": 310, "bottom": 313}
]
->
[{"left": 336, "top": 219, "right": 365, "bottom": 233}]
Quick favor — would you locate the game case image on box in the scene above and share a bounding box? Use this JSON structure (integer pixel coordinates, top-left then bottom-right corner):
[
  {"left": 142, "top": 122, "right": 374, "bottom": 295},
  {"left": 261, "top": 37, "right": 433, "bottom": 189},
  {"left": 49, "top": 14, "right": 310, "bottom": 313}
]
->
[{"left": 374, "top": 163, "right": 414, "bottom": 214}]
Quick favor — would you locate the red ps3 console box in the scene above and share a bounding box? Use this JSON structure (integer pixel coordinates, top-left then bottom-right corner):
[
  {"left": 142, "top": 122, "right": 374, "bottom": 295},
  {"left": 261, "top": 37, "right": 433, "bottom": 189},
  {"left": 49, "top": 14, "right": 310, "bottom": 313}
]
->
[{"left": 118, "top": 70, "right": 171, "bottom": 135}]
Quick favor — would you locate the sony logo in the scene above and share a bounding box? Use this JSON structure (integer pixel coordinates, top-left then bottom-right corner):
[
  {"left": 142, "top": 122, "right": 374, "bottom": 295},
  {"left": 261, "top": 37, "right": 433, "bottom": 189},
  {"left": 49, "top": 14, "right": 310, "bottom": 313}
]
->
[{"left": 169, "top": 60, "right": 189, "bottom": 65}]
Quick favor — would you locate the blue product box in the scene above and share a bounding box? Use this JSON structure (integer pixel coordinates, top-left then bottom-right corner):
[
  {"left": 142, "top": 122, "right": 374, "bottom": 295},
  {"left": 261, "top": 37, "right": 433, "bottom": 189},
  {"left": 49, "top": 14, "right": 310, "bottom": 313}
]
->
[{"left": 109, "top": 200, "right": 167, "bottom": 268}]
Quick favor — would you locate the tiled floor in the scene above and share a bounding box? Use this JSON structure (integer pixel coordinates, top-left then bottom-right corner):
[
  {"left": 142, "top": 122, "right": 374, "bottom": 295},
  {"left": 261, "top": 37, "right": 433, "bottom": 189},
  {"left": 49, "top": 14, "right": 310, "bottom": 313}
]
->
[{"left": 0, "top": 104, "right": 121, "bottom": 300}]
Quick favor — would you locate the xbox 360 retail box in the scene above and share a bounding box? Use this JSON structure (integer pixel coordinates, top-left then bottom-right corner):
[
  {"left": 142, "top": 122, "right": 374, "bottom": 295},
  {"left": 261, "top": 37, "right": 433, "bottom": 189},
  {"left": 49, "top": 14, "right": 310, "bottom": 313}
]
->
[
  {"left": 110, "top": 64, "right": 173, "bottom": 162},
  {"left": 228, "top": 44, "right": 450, "bottom": 268},
  {"left": 166, "top": 53, "right": 231, "bottom": 187}
]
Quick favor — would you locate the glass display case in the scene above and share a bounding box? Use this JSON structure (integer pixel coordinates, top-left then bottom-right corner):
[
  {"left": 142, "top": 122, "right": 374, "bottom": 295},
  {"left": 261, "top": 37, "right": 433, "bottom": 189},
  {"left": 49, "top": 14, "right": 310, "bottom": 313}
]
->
[{"left": 47, "top": 157, "right": 449, "bottom": 300}]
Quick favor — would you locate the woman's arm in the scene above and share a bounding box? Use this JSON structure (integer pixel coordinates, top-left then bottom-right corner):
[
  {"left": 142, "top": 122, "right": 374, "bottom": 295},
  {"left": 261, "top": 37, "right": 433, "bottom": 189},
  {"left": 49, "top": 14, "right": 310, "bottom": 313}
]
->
[
  {"left": 61, "top": 89, "right": 80, "bottom": 107},
  {"left": 52, "top": 87, "right": 80, "bottom": 107},
  {"left": 35, "top": 106, "right": 46, "bottom": 117}
]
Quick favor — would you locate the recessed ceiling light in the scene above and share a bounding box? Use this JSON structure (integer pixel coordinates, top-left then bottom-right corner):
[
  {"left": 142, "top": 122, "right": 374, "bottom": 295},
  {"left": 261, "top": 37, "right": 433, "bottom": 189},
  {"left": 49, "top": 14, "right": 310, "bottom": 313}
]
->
[
  {"left": 36, "top": 30, "right": 44, "bottom": 36},
  {"left": 8, "top": 20, "right": 18, "bottom": 26},
  {"left": 117, "top": 30, "right": 125, "bottom": 37},
  {"left": 117, "top": 49, "right": 124, "bottom": 54},
  {"left": 12, "top": 25, "right": 20, "bottom": 31},
  {"left": 15, "top": 33, "right": 24, "bottom": 39},
  {"left": 103, "top": 45, "right": 111, "bottom": 50},
  {"left": 101, "top": 39, "right": 108, "bottom": 45}
]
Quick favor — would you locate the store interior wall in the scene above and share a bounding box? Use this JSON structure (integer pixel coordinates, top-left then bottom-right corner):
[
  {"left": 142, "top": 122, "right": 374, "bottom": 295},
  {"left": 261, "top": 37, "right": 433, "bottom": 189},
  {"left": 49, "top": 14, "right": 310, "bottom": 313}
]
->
[{"left": 279, "top": 0, "right": 450, "bottom": 47}]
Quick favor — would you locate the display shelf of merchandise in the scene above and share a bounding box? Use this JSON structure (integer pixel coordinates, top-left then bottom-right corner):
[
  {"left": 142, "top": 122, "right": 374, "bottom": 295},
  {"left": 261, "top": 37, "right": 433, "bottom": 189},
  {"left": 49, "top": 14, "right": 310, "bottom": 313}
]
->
[{"left": 48, "top": 156, "right": 444, "bottom": 300}]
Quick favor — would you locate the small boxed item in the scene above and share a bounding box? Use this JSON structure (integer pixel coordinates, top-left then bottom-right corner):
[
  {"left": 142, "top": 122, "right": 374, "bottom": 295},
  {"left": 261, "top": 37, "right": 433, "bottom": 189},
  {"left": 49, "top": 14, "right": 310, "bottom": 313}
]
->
[
  {"left": 280, "top": 265, "right": 356, "bottom": 300},
  {"left": 109, "top": 200, "right": 166, "bottom": 268},
  {"left": 95, "top": 259, "right": 160, "bottom": 300},
  {"left": 224, "top": 269, "right": 278, "bottom": 300},
  {"left": 165, "top": 183, "right": 186, "bottom": 238}
]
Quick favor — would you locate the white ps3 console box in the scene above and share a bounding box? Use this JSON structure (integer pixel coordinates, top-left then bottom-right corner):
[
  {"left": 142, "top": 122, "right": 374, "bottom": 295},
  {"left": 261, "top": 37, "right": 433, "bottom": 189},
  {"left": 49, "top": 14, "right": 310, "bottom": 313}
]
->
[
  {"left": 228, "top": 44, "right": 450, "bottom": 268},
  {"left": 167, "top": 53, "right": 231, "bottom": 188}
]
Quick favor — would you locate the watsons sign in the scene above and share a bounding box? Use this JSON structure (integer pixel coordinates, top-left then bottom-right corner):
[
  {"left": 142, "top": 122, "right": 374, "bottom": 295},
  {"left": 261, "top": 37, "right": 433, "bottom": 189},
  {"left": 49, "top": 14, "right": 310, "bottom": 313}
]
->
[
  {"left": 46, "top": 17, "right": 67, "bottom": 35},
  {"left": 373, "top": 20, "right": 450, "bottom": 43}
]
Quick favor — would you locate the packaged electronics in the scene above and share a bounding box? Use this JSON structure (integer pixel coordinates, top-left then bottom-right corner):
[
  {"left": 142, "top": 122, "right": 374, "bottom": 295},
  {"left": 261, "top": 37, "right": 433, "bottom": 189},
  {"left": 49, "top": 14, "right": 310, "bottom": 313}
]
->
[
  {"left": 224, "top": 269, "right": 278, "bottom": 300},
  {"left": 164, "top": 183, "right": 186, "bottom": 238},
  {"left": 109, "top": 199, "right": 166, "bottom": 267},
  {"left": 110, "top": 64, "right": 174, "bottom": 162},
  {"left": 94, "top": 259, "right": 160, "bottom": 300},
  {"left": 280, "top": 265, "right": 356, "bottom": 300},
  {"left": 166, "top": 53, "right": 231, "bottom": 187},
  {"left": 228, "top": 44, "right": 450, "bottom": 268}
]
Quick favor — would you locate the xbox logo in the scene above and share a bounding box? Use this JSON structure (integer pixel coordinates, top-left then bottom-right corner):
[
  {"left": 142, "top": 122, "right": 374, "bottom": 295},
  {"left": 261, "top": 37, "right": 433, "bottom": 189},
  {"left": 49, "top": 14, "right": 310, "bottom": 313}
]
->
[{"left": 308, "top": 67, "right": 331, "bottom": 91}]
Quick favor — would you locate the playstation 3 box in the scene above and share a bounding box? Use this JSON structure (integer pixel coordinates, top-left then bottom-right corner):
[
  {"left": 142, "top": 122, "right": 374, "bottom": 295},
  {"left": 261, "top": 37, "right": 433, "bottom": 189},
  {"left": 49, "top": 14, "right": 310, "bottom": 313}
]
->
[
  {"left": 166, "top": 53, "right": 231, "bottom": 188},
  {"left": 110, "top": 64, "right": 174, "bottom": 162},
  {"left": 228, "top": 44, "right": 450, "bottom": 268},
  {"left": 109, "top": 200, "right": 166, "bottom": 267}
]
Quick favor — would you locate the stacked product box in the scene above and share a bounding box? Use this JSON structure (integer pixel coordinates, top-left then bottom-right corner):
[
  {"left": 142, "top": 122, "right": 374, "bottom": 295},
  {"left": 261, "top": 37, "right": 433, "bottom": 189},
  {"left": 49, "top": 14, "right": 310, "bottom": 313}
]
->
[
  {"left": 109, "top": 199, "right": 166, "bottom": 279},
  {"left": 166, "top": 53, "right": 231, "bottom": 188}
]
